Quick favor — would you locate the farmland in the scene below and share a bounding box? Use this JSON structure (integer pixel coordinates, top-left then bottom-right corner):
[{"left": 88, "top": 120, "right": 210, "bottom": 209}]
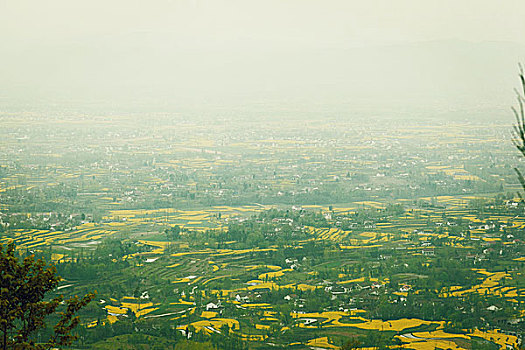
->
[{"left": 0, "top": 114, "right": 524, "bottom": 349}]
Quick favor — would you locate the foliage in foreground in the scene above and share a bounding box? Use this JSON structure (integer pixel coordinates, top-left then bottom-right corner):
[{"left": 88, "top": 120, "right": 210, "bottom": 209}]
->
[{"left": 0, "top": 242, "right": 94, "bottom": 350}]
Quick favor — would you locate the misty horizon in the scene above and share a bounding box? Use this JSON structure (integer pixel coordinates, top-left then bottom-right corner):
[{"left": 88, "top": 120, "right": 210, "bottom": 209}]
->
[{"left": 2, "top": 1, "right": 525, "bottom": 117}]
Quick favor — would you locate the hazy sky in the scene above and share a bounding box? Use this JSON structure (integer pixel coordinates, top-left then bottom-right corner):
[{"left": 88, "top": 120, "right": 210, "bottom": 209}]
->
[
  {"left": 2, "top": 0, "right": 525, "bottom": 114},
  {"left": 2, "top": 0, "right": 525, "bottom": 47}
]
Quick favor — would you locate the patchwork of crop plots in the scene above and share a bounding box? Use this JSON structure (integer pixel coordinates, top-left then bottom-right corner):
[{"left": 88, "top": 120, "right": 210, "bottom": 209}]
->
[
  {"left": 50, "top": 196, "right": 519, "bottom": 349},
  {"left": 0, "top": 117, "right": 523, "bottom": 349}
]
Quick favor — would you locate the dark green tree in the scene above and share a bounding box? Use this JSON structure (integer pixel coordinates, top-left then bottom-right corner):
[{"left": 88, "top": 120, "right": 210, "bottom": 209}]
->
[
  {"left": 341, "top": 338, "right": 361, "bottom": 350},
  {"left": 0, "top": 242, "right": 94, "bottom": 350}
]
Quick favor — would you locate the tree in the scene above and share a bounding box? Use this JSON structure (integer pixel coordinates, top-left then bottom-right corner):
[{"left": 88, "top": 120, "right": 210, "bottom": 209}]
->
[
  {"left": 0, "top": 242, "right": 94, "bottom": 349},
  {"left": 511, "top": 64, "right": 525, "bottom": 194},
  {"left": 341, "top": 338, "right": 361, "bottom": 350}
]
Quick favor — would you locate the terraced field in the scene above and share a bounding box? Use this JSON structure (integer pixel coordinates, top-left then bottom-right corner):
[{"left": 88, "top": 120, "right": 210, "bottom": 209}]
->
[{"left": 0, "top": 117, "right": 523, "bottom": 349}]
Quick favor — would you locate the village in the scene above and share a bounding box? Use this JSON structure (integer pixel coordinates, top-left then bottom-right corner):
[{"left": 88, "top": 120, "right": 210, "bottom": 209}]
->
[{"left": 0, "top": 114, "right": 523, "bottom": 349}]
